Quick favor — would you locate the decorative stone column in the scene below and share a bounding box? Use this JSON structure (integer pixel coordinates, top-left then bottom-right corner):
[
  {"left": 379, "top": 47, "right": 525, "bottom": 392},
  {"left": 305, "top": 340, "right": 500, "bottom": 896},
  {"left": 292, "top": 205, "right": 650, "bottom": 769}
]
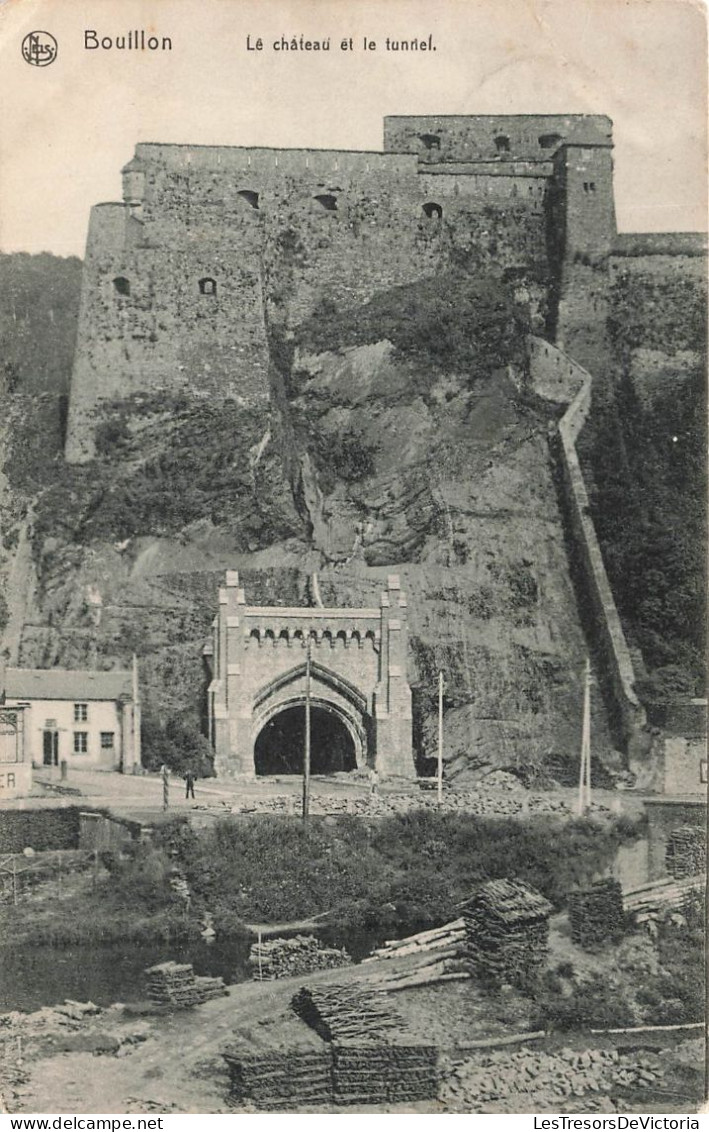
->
[{"left": 374, "top": 575, "right": 414, "bottom": 779}]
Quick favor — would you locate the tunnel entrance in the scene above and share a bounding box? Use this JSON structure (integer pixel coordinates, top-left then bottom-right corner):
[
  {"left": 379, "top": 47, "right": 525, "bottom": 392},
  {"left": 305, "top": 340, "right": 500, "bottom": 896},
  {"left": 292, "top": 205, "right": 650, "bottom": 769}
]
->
[{"left": 254, "top": 704, "right": 358, "bottom": 776}]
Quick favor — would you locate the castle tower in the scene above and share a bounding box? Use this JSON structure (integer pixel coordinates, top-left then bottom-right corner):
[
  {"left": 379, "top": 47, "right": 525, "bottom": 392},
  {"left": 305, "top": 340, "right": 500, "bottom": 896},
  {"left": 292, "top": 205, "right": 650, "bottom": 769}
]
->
[{"left": 548, "top": 119, "right": 617, "bottom": 378}]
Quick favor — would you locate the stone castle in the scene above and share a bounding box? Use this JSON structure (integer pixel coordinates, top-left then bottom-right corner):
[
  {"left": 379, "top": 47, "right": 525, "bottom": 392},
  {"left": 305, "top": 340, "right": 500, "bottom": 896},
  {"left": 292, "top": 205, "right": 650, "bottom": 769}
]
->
[{"left": 65, "top": 113, "right": 620, "bottom": 460}]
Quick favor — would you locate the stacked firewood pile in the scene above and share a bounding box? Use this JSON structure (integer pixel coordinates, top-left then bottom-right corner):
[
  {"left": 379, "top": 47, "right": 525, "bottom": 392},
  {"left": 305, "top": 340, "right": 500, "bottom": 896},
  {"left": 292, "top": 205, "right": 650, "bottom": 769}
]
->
[
  {"left": 291, "top": 983, "right": 402, "bottom": 1043},
  {"left": 332, "top": 1039, "right": 439, "bottom": 1106},
  {"left": 460, "top": 879, "right": 553, "bottom": 987},
  {"left": 666, "top": 826, "right": 706, "bottom": 879},
  {"left": 568, "top": 878, "right": 625, "bottom": 947},
  {"left": 223, "top": 1019, "right": 334, "bottom": 1110},
  {"left": 249, "top": 935, "right": 351, "bottom": 981},
  {"left": 144, "top": 962, "right": 227, "bottom": 1007},
  {"left": 292, "top": 984, "right": 439, "bottom": 1105}
]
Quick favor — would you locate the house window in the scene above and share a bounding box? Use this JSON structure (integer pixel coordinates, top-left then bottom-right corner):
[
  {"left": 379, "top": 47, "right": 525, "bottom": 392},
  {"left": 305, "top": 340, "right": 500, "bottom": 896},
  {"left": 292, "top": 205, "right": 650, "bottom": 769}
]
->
[
  {"left": 73, "top": 732, "right": 88, "bottom": 754},
  {"left": 583, "top": 182, "right": 597, "bottom": 193},
  {"left": 112, "top": 276, "right": 130, "bottom": 296},
  {"left": 100, "top": 732, "right": 115, "bottom": 750},
  {"left": 494, "top": 135, "right": 510, "bottom": 153},
  {"left": 74, "top": 703, "right": 88, "bottom": 722},
  {"left": 538, "top": 133, "right": 562, "bottom": 150},
  {"left": 198, "top": 277, "right": 217, "bottom": 296}
]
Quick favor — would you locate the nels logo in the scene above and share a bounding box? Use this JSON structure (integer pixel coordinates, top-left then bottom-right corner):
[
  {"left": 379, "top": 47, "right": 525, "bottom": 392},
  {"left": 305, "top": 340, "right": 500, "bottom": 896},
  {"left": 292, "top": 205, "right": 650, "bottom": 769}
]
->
[{"left": 21, "top": 31, "right": 58, "bottom": 67}]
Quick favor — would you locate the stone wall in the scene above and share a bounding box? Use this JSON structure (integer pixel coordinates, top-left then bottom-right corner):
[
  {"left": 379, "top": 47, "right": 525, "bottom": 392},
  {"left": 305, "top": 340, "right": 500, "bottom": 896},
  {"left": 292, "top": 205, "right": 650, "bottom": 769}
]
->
[
  {"left": 528, "top": 337, "right": 645, "bottom": 754},
  {"left": 66, "top": 118, "right": 619, "bottom": 461},
  {"left": 383, "top": 114, "right": 613, "bottom": 163}
]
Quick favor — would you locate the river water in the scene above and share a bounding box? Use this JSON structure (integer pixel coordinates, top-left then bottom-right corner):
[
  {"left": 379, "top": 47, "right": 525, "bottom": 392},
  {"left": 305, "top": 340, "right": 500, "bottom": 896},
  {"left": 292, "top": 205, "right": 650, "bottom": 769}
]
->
[{"left": 0, "top": 927, "right": 383, "bottom": 1014}]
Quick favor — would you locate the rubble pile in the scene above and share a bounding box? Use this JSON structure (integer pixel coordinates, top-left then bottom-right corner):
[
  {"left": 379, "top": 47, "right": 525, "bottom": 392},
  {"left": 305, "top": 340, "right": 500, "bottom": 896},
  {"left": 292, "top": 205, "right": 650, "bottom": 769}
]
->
[
  {"left": 249, "top": 935, "right": 352, "bottom": 981},
  {"left": 666, "top": 826, "right": 706, "bottom": 879},
  {"left": 441, "top": 1045, "right": 666, "bottom": 1110},
  {"left": 460, "top": 879, "right": 552, "bottom": 987},
  {"left": 223, "top": 1022, "right": 334, "bottom": 1111},
  {"left": 144, "top": 962, "right": 227, "bottom": 1007},
  {"left": 232, "top": 790, "right": 593, "bottom": 819},
  {"left": 568, "top": 878, "right": 625, "bottom": 947}
]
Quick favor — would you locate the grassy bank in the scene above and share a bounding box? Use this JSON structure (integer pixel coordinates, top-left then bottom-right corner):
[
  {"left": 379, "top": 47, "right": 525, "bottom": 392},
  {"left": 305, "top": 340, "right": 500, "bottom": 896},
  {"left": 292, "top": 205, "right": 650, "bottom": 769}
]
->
[{"left": 2, "top": 810, "right": 641, "bottom": 946}]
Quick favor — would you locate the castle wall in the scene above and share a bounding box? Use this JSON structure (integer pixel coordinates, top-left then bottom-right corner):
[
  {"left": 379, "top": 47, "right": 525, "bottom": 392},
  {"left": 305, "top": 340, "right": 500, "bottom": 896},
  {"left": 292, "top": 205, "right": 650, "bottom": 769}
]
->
[
  {"left": 66, "top": 133, "right": 561, "bottom": 460},
  {"left": 383, "top": 114, "right": 613, "bottom": 163},
  {"left": 528, "top": 336, "right": 646, "bottom": 755}
]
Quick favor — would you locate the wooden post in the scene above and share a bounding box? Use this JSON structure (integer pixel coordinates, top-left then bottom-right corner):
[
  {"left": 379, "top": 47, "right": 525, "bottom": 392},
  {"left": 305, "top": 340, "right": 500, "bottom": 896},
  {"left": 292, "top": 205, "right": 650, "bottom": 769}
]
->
[
  {"left": 257, "top": 928, "right": 263, "bottom": 981},
  {"left": 132, "top": 653, "right": 140, "bottom": 773},
  {"left": 578, "top": 656, "right": 591, "bottom": 815},
  {"left": 162, "top": 763, "right": 169, "bottom": 811},
  {"left": 302, "top": 636, "right": 312, "bottom": 824},
  {"left": 437, "top": 671, "right": 444, "bottom": 805}
]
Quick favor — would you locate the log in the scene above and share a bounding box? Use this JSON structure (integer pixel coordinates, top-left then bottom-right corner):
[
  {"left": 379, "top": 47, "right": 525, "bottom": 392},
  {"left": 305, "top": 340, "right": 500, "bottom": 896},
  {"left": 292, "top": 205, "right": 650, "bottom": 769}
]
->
[
  {"left": 377, "top": 971, "right": 471, "bottom": 992},
  {"left": 452, "top": 1029, "right": 546, "bottom": 1052}
]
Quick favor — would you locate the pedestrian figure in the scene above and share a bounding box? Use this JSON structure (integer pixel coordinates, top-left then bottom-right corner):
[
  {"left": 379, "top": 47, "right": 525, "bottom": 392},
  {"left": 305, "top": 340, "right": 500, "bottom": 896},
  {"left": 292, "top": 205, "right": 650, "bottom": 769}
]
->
[
  {"left": 369, "top": 765, "right": 379, "bottom": 797},
  {"left": 185, "top": 769, "right": 196, "bottom": 800}
]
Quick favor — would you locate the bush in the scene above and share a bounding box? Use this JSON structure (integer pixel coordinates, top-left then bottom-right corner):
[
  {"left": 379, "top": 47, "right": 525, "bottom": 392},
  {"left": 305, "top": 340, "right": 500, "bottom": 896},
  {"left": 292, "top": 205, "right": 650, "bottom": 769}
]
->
[
  {"left": 168, "top": 810, "right": 642, "bottom": 933},
  {"left": 532, "top": 970, "right": 635, "bottom": 1031}
]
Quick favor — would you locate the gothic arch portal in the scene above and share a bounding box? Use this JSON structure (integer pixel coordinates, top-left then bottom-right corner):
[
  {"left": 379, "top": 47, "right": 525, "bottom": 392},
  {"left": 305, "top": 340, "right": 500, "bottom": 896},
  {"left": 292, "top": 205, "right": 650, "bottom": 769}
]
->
[{"left": 205, "top": 572, "right": 414, "bottom": 780}]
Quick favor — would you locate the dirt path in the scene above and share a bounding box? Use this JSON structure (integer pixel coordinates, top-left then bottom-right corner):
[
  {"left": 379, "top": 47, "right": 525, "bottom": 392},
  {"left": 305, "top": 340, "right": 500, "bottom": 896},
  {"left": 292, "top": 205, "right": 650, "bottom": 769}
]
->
[{"left": 8, "top": 958, "right": 516, "bottom": 1114}]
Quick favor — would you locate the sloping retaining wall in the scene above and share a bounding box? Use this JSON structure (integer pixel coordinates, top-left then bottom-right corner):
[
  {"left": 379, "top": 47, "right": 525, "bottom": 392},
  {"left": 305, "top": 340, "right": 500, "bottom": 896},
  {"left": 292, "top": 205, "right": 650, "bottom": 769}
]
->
[{"left": 528, "top": 337, "right": 646, "bottom": 755}]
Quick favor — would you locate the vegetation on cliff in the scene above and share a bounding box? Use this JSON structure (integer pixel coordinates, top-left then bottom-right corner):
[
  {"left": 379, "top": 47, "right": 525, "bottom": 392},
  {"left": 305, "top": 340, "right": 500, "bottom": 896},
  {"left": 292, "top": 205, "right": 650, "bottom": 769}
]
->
[
  {"left": 297, "top": 269, "right": 529, "bottom": 388},
  {"left": 0, "top": 252, "right": 82, "bottom": 395},
  {"left": 582, "top": 367, "right": 706, "bottom": 696}
]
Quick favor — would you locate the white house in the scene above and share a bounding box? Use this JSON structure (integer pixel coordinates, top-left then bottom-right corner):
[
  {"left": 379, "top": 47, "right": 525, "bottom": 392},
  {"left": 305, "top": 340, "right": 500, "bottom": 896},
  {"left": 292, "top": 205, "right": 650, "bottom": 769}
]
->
[{"left": 2, "top": 665, "right": 141, "bottom": 773}]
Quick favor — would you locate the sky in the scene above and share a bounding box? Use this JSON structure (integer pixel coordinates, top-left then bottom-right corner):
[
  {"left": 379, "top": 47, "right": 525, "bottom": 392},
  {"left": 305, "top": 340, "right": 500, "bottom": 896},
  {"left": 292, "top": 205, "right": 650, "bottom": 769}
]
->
[{"left": 0, "top": 0, "right": 706, "bottom": 257}]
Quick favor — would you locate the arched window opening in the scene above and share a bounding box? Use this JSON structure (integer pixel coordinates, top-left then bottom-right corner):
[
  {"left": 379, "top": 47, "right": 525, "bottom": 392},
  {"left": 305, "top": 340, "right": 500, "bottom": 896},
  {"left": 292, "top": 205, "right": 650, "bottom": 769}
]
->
[
  {"left": 314, "top": 193, "right": 338, "bottom": 212},
  {"left": 422, "top": 201, "right": 443, "bottom": 219},
  {"left": 113, "top": 276, "right": 130, "bottom": 297},
  {"left": 199, "top": 277, "right": 217, "bottom": 296},
  {"left": 418, "top": 133, "right": 441, "bottom": 151},
  {"left": 582, "top": 181, "right": 597, "bottom": 194},
  {"left": 237, "top": 189, "right": 260, "bottom": 209},
  {"left": 538, "top": 133, "right": 562, "bottom": 150},
  {"left": 494, "top": 135, "right": 510, "bottom": 153}
]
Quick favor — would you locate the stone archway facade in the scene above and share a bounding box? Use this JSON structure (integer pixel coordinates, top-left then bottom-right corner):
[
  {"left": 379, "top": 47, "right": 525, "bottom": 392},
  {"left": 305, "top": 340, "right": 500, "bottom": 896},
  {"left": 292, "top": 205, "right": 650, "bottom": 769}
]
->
[{"left": 205, "top": 572, "right": 413, "bottom": 779}]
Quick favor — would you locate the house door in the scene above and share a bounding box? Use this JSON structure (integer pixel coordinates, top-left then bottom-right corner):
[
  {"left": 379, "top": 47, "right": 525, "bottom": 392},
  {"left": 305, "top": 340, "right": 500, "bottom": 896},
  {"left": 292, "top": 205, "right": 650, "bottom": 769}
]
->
[{"left": 43, "top": 730, "right": 59, "bottom": 766}]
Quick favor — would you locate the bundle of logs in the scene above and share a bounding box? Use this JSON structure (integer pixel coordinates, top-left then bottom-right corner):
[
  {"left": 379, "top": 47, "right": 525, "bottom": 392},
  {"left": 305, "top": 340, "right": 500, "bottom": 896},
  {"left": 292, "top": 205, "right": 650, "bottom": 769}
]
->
[
  {"left": 332, "top": 1040, "right": 439, "bottom": 1107},
  {"left": 361, "top": 919, "right": 471, "bottom": 991},
  {"left": 568, "top": 878, "right": 625, "bottom": 947},
  {"left": 249, "top": 935, "right": 352, "bottom": 981},
  {"left": 623, "top": 874, "right": 705, "bottom": 925},
  {"left": 144, "top": 961, "right": 227, "bottom": 1008},
  {"left": 222, "top": 983, "right": 439, "bottom": 1110},
  {"left": 666, "top": 826, "right": 706, "bottom": 879},
  {"left": 459, "top": 879, "right": 553, "bottom": 988},
  {"left": 223, "top": 1022, "right": 334, "bottom": 1111},
  {"left": 293, "top": 984, "right": 439, "bottom": 1106},
  {"left": 291, "top": 983, "right": 402, "bottom": 1044}
]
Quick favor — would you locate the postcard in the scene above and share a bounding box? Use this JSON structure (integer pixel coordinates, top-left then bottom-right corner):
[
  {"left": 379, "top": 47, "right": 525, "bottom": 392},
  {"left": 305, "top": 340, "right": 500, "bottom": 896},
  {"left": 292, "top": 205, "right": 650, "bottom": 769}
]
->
[{"left": 0, "top": 0, "right": 706, "bottom": 1119}]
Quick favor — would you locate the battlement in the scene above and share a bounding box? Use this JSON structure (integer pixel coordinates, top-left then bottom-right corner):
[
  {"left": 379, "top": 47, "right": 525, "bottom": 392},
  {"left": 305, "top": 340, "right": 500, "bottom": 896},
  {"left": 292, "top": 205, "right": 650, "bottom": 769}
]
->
[
  {"left": 127, "top": 143, "right": 419, "bottom": 178},
  {"left": 383, "top": 114, "right": 613, "bottom": 163}
]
